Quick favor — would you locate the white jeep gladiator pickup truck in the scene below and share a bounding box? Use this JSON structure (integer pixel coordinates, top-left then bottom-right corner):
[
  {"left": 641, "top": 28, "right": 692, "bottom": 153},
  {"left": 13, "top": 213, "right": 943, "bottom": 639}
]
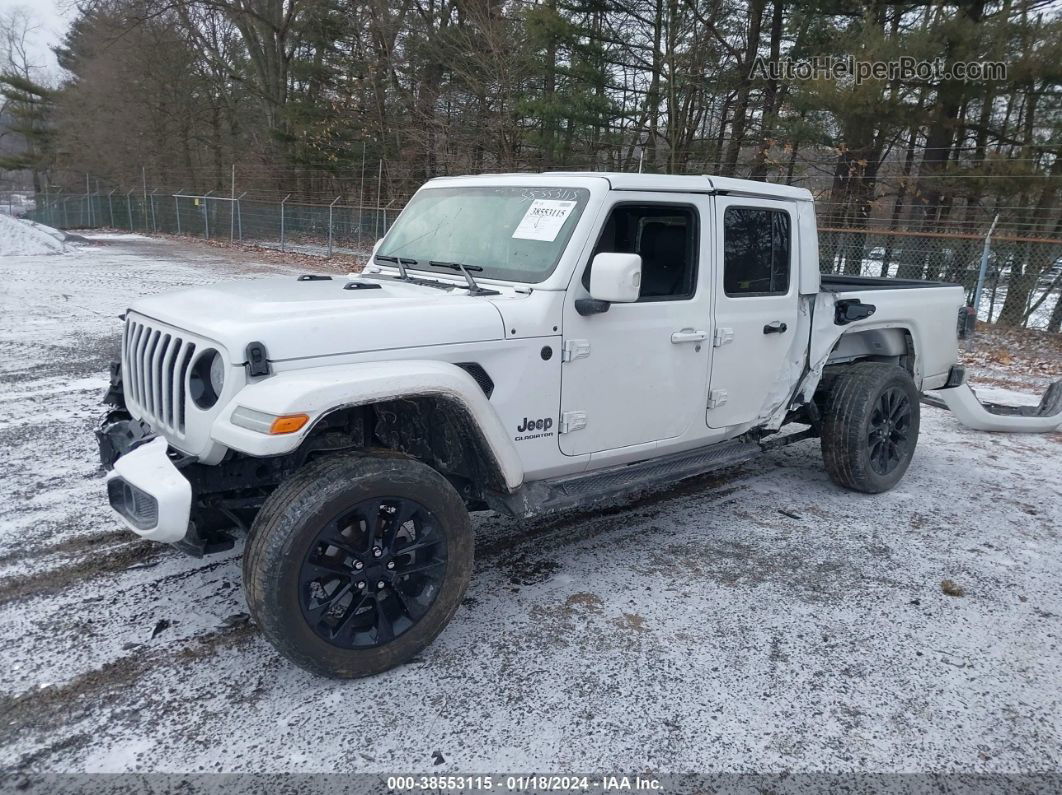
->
[{"left": 98, "top": 172, "right": 1034, "bottom": 678}]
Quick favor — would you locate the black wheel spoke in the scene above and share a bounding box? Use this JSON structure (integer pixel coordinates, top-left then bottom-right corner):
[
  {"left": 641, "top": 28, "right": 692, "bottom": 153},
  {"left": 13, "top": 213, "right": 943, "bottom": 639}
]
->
[
  {"left": 305, "top": 580, "right": 353, "bottom": 618},
  {"left": 391, "top": 587, "right": 429, "bottom": 622},
  {"left": 369, "top": 509, "right": 386, "bottom": 552},
  {"left": 374, "top": 599, "right": 395, "bottom": 643},
  {"left": 392, "top": 499, "right": 419, "bottom": 533},
  {"left": 397, "top": 559, "right": 446, "bottom": 578},
  {"left": 331, "top": 594, "right": 373, "bottom": 638},
  {"left": 393, "top": 538, "right": 440, "bottom": 558},
  {"left": 316, "top": 534, "right": 364, "bottom": 562},
  {"left": 304, "top": 556, "right": 354, "bottom": 578},
  {"left": 373, "top": 499, "right": 416, "bottom": 550},
  {"left": 891, "top": 397, "right": 909, "bottom": 421}
]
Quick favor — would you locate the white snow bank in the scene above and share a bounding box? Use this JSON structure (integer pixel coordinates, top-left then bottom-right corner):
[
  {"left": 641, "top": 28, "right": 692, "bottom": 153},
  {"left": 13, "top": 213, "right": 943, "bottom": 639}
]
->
[
  {"left": 0, "top": 213, "right": 65, "bottom": 255},
  {"left": 19, "top": 217, "right": 66, "bottom": 244}
]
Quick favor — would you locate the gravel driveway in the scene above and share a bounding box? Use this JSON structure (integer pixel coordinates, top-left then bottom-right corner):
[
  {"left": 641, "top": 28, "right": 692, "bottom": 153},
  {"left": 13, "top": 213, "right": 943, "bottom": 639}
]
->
[{"left": 1, "top": 233, "right": 1060, "bottom": 776}]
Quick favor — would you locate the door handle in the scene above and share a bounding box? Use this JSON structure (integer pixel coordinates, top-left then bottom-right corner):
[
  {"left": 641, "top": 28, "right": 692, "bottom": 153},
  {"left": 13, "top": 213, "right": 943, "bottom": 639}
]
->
[
  {"left": 763, "top": 321, "right": 788, "bottom": 335},
  {"left": 671, "top": 328, "right": 707, "bottom": 343}
]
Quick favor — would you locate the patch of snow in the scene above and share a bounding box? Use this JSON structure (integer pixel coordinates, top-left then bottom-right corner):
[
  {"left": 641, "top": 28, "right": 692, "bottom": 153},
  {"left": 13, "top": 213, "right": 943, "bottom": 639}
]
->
[
  {"left": 969, "top": 384, "right": 1042, "bottom": 407},
  {"left": 18, "top": 217, "right": 67, "bottom": 245},
  {"left": 0, "top": 213, "right": 65, "bottom": 255}
]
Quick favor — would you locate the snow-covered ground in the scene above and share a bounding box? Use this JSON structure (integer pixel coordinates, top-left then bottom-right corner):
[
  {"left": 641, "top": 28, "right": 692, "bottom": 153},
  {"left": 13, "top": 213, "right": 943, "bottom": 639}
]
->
[{"left": 0, "top": 234, "right": 1060, "bottom": 775}]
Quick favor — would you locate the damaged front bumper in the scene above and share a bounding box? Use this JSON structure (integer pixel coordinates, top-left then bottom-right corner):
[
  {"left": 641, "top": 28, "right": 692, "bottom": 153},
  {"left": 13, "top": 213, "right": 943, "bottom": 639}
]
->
[
  {"left": 96, "top": 363, "right": 192, "bottom": 544},
  {"left": 102, "top": 431, "right": 192, "bottom": 544},
  {"left": 97, "top": 363, "right": 236, "bottom": 556},
  {"left": 97, "top": 411, "right": 237, "bottom": 557},
  {"left": 97, "top": 365, "right": 193, "bottom": 543}
]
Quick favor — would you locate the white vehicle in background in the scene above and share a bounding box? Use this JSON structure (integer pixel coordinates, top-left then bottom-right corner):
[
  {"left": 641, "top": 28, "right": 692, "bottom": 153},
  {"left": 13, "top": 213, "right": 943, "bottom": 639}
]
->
[{"left": 97, "top": 172, "right": 1062, "bottom": 678}]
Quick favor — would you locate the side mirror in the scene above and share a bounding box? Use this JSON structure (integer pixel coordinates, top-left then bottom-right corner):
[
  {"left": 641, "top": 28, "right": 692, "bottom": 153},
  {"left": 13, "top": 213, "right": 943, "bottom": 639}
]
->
[{"left": 589, "top": 253, "right": 641, "bottom": 303}]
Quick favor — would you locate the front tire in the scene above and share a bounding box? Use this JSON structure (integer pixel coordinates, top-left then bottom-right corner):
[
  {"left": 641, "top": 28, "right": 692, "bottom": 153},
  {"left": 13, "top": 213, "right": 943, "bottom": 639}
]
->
[
  {"left": 243, "top": 454, "right": 473, "bottom": 678},
  {"left": 820, "top": 362, "right": 920, "bottom": 494}
]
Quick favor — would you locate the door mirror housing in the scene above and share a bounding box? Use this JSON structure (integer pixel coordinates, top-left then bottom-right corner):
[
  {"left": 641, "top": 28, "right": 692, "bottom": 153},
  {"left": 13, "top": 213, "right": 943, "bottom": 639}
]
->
[{"left": 589, "top": 253, "right": 641, "bottom": 303}]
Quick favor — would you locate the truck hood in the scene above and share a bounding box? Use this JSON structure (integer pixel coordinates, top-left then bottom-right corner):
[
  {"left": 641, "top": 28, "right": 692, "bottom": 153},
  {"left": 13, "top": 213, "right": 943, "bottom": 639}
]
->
[{"left": 128, "top": 274, "right": 506, "bottom": 362}]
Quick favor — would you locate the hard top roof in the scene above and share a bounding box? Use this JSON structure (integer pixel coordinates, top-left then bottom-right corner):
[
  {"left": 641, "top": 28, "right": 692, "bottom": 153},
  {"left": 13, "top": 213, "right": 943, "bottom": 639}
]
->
[
  {"left": 426, "top": 171, "right": 812, "bottom": 201},
  {"left": 544, "top": 171, "right": 813, "bottom": 200}
]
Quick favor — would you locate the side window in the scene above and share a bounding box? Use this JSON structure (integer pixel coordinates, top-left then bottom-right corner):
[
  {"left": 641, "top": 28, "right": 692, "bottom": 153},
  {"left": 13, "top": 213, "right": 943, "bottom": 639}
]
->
[
  {"left": 723, "top": 207, "right": 790, "bottom": 296},
  {"left": 582, "top": 204, "right": 698, "bottom": 301}
]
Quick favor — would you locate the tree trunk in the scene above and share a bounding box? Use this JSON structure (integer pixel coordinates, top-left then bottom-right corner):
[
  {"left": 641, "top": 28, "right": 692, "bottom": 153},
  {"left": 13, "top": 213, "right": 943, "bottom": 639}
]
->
[
  {"left": 898, "top": 0, "right": 986, "bottom": 279},
  {"left": 722, "top": 0, "right": 766, "bottom": 176},
  {"left": 998, "top": 150, "right": 1060, "bottom": 326},
  {"left": 749, "top": 0, "right": 783, "bottom": 180},
  {"left": 1048, "top": 280, "right": 1062, "bottom": 333}
]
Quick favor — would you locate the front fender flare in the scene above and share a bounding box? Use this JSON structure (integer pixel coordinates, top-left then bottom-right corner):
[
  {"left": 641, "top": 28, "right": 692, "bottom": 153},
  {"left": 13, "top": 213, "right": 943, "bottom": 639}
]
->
[{"left": 211, "top": 360, "right": 524, "bottom": 491}]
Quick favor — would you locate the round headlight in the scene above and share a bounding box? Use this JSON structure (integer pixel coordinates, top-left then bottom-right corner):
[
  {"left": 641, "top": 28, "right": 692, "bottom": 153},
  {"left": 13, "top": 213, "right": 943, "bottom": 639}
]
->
[
  {"left": 209, "top": 351, "right": 225, "bottom": 395},
  {"left": 190, "top": 349, "right": 223, "bottom": 409}
]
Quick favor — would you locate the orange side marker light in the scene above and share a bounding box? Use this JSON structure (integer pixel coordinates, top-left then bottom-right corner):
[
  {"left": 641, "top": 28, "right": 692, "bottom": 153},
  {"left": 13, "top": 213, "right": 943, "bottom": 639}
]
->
[{"left": 269, "top": 414, "right": 310, "bottom": 435}]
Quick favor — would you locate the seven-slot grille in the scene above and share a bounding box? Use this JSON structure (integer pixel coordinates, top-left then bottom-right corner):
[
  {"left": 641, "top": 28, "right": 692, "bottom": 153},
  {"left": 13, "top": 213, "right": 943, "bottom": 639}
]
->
[{"left": 123, "top": 318, "right": 198, "bottom": 436}]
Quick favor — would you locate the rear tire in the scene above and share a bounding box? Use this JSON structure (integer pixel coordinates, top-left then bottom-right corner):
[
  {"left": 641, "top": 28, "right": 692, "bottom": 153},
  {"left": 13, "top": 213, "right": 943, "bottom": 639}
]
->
[
  {"left": 243, "top": 454, "right": 473, "bottom": 678},
  {"left": 820, "top": 362, "right": 920, "bottom": 494}
]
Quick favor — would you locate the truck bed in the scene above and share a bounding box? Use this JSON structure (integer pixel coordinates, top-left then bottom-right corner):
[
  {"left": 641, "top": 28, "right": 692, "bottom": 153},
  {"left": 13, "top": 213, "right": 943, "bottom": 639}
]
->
[
  {"left": 820, "top": 273, "right": 960, "bottom": 292},
  {"left": 815, "top": 275, "right": 966, "bottom": 389}
]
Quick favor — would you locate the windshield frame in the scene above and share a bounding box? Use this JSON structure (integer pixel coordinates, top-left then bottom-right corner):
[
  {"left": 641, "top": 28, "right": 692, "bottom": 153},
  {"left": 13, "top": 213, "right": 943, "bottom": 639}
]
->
[{"left": 375, "top": 184, "right": 592, "bottom": 285}]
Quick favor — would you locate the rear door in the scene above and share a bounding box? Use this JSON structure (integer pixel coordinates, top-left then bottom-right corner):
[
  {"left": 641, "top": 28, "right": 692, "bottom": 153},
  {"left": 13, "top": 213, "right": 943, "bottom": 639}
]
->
[{"left": 707, "top": 196, "right": 800, "bottom": 429}]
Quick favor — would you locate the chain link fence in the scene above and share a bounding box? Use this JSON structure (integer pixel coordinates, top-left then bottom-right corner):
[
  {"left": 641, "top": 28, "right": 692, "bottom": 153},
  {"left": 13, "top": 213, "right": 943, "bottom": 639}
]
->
[
  {"left": 26, "top": 190, "right": 395, "bottom": 259},
  {"left": 20, "top": 189, "right": 1062, "bottom": 332},
  {"left": 816, "top": 226, "right": 1060, "bottom": 332}
]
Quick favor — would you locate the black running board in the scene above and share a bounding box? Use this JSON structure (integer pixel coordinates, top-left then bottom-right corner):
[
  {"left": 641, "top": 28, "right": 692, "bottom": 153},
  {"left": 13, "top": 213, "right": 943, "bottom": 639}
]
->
[{"left": 490, "top": 429, "right": 816, "bottom": 519}]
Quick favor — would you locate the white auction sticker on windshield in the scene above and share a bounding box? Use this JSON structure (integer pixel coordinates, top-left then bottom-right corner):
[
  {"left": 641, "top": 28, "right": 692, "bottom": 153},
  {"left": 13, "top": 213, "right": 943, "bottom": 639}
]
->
[{"left": 512, "top": 199, "right": 578, "bottom": 241}]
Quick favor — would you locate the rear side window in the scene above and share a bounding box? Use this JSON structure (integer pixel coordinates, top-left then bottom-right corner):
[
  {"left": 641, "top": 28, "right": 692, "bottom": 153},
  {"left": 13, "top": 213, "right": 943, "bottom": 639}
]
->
[{"left": 723, "top": 207, "right": 790, "bottom": 296}]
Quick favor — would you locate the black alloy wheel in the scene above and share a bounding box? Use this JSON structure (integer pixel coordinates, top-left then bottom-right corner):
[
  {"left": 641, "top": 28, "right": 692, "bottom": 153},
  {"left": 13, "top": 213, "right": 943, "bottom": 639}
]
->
[
  {"left": 244, "top": 454, "right": 473, "bottom": 678},
  {"left": 299, "top": 496, "right": 447, "bottom": 649},
  {"left": 867, "top": 386, "right": 914, "bottom": 476},
  {"left": 820, "top": 361, "right": 922, "bottom": 494}
]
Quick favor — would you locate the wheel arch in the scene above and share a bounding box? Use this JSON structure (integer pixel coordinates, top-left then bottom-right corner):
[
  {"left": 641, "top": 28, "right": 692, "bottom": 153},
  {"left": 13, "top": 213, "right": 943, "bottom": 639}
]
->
[
  {"left": 786, "top": 323, "right": 919, "bottom": 424},
  {"left": 301, "top": 394, "right": 516, "bottom": 497},
  {"left": 825, "top": 326, "right": 916, "bottom": 373},
  {"left": 210, "top": 360, "right": 524, "bottom": 494}
]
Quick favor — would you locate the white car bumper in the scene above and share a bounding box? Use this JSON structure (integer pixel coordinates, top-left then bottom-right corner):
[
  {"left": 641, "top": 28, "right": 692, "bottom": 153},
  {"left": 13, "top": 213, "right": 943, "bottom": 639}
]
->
[
  {"left": 106, "top": 437, "right": 192, "bottom": 543},
  {"left": 927, "top": 378, "right": 1062, "bottom": 433}
]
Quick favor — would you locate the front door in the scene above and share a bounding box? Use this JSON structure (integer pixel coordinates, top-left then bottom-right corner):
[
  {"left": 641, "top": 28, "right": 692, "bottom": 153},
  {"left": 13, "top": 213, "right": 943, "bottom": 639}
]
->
[
  {"left": 707, "top": 196, "right": 800, "bottom": 429},
  {"left": 559, "top": 194, "right": 711, "bottom": 456}
]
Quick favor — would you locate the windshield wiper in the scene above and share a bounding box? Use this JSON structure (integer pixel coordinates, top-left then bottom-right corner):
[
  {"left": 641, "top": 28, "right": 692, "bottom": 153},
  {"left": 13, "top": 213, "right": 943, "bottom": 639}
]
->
[
  {"left": 428, "top": 261, "right": 500, "bottom": 296},
  {"left": 374, "top": 254, "right": 417, "bottom": 281}
]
